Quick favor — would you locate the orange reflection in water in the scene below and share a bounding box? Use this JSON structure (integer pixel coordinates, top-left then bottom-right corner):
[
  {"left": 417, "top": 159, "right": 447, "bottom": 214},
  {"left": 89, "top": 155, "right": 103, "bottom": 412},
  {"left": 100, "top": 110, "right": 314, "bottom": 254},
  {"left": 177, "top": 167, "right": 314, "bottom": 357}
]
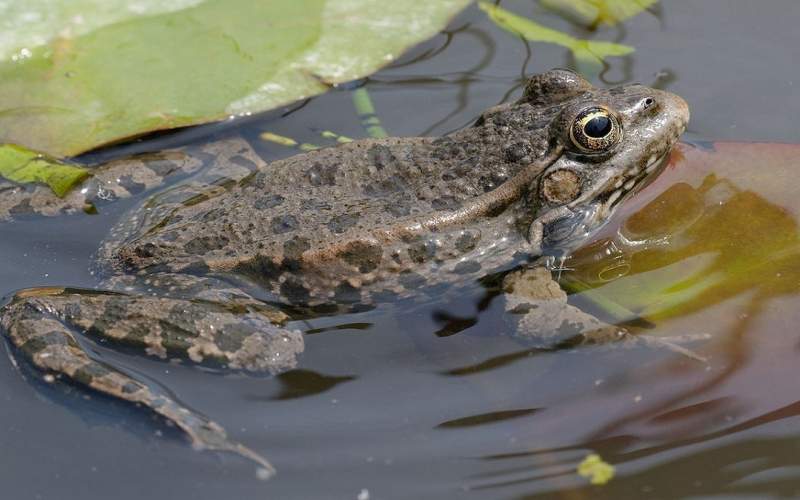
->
[
  {"left": 471, "top": 143, "right": 800, "bottom": 498},
  {"left": 564, "top": 142, "right": 800, "bottom": 325}
]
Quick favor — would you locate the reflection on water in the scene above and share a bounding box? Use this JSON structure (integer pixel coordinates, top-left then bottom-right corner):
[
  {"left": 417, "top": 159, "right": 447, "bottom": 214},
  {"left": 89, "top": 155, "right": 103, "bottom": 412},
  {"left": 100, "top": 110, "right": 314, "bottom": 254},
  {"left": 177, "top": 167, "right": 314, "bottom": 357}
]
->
[
  {"left": 565, "top": 149, "right": 800, "bottom": 325},
  {"left": 458, "top": 142, "right": 800, "bottom": 497},
  {"left": 480, "top": 401, "right": 800, "bottom": 498}
]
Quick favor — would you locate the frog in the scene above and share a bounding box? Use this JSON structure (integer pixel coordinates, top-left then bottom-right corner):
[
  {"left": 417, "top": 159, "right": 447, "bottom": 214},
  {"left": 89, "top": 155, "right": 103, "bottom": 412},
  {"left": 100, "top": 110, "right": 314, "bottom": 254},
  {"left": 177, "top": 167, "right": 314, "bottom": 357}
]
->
[{"left": 0, "top": 69, "right": 689, "bottom": 475}]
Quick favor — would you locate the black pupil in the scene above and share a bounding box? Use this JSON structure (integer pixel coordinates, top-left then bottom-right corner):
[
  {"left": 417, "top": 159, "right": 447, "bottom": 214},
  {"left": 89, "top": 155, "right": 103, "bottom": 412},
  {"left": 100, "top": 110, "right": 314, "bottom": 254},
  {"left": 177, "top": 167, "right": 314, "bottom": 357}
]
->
[{"left": 584, "top": 115, "right": 612, "bottom": 138}]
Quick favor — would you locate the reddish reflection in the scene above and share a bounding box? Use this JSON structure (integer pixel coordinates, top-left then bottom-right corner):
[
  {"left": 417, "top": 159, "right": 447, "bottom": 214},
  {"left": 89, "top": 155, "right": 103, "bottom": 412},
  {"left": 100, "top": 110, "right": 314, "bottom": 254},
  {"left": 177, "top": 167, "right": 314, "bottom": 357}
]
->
[{"left": 469, "top": 143, "right": 800, "bottom": 498}]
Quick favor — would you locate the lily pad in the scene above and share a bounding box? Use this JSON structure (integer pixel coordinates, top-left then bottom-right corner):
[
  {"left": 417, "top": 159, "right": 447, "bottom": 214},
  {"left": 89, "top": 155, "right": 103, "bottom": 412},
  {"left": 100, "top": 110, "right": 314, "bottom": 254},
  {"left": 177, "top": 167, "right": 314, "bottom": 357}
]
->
[
  {"left": 479, "top": 2, "right": 634, "bottom": 75},
  {"left": 0, "top": 0, "right": 470, "bottom": 158}
]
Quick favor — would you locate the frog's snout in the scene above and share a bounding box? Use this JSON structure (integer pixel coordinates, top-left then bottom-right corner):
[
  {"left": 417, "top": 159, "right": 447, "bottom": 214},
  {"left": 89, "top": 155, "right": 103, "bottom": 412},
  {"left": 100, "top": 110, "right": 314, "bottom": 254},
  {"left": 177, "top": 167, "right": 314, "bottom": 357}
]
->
[
  {"left": 663, "top": 90, "right": 690, "bottom": 133},
  {"left": 676, "top": 94, "right": 690, "bottom": 127}
]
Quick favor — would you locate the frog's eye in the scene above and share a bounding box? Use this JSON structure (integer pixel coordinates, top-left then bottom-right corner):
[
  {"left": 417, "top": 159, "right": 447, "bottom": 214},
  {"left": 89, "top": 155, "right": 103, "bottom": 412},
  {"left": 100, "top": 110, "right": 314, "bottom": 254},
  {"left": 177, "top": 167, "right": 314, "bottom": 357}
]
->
[{"left": 569, "top": 107, "right": 622, "bottom": 153}]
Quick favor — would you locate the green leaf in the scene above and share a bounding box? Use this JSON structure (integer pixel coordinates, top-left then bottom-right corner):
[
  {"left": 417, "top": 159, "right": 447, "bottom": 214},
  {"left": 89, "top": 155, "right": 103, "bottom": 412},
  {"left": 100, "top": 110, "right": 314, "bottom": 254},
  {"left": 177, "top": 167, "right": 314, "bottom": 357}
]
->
[
  {"left": 0, "top": 0, "right": 470, "bottom": 157},
  {"left": 539, "top": 0, "right": 658, "bottom": 28},
  {"left": 478, "top": 2, "right": 634, "bottom": 74},
  {"left": 0, "top": 144, "right": 89, "bottom": 197},
  {"left": 578, "top": 453, "right": 615, "bottom": 485}
]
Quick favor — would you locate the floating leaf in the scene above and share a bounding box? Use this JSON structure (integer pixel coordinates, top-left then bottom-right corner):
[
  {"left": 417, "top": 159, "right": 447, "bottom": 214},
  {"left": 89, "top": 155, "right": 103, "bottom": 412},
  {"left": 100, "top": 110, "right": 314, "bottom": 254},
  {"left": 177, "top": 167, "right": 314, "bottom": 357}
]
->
[
  {"left": 539, "top": 0, "right": 658, "bottom": 28},
  {"left": 562, "top": 142, "right": 800, "bottom": 324},
  {"left": 0, "top": 144, "right": 89, "bottom": 197},
  {"left": 578, "top": 453, "right": 615, "bottom": 485},
  {"left": 0, "top": 1, "right": 204, "bottom": 61},
  {"left": 0, "top": 0, "right": 470, "bottom": 157},
  {"left": 478, "top": 2, "right": 633, "bottom": 75}
]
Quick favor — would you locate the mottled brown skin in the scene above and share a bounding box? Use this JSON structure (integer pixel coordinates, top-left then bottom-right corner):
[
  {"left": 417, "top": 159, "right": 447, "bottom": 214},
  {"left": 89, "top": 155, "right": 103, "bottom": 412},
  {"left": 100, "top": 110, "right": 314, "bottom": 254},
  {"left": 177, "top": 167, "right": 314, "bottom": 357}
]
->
[{"left": 0, "top": 70, "right": 689, "bottom": 474}]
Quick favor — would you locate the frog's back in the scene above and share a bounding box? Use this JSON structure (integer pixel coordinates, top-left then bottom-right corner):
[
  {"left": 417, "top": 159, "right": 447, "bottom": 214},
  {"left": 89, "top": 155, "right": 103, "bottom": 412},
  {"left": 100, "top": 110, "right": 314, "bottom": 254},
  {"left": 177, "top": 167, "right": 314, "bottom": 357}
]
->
[{"left": 107, "top": 102, "right": 558, "bottom": 277}]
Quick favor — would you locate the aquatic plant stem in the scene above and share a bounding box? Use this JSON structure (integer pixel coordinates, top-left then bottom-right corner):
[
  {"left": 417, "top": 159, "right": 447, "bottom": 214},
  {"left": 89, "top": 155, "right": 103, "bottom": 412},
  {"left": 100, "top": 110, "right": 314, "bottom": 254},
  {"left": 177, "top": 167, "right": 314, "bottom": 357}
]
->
[{"left": 352, "top": 87, "right": 388, "bottom": 138}]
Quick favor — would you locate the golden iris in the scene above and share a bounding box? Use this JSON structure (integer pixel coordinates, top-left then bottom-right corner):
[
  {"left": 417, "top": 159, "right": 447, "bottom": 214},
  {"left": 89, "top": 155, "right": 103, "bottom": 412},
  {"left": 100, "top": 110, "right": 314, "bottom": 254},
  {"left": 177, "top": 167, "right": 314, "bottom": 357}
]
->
[{"left": 569, "top": 107, "right": 621, "bottom": 153}]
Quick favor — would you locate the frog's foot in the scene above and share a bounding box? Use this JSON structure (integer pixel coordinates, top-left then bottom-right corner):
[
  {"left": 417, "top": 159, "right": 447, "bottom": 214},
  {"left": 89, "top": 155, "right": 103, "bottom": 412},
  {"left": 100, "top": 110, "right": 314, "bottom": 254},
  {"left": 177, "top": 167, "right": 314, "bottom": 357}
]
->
[
  {"left": 502, "top": 267, "right": 709, "bottom": 362},
  {"left": 633, "top": 334, "right": 711, "bottom": 362},
  {"left": 503, "top": 265, "right": 610, "bottom": 343},
  {"left": 0, "top": 287, "right": 305, "bottom": 476}
]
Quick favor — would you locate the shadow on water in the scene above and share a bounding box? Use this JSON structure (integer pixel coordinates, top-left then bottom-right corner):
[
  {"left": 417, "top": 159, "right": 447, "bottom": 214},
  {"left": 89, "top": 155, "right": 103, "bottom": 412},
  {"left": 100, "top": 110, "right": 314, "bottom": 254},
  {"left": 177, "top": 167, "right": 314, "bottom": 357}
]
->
[
  {"left": 267, "top": 370, "right": 357, "bottom": 401},
  {"left": 437, "top": 408, "right": 543, "bottom": 429}
]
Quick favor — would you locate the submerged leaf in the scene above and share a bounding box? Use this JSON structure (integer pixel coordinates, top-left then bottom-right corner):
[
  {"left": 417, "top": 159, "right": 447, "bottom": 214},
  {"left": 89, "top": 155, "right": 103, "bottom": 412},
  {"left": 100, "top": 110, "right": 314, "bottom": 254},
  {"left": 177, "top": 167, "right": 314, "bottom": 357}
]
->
[
  {"left": 260, "top": 129, "right": 356, "bottom": 151},
  {"left": 320, "top": 130, "right": 353, "bottom": 144},
  {"left": 0, "top": 144, "right": 89, "bottom": 196},
  {"left": 260, "top": 132, "right": 299, "bottom": 148},
  {"left": 0, "top": 0, "right": 470, "bottom": 157},
  {"left": 352, "top": 87, "right": 388, "bottom": 139},
  {"left": 540, "top": 0, "right": 658, "bottom": 28},
  {"left": 562, "top": 142, "right": 800, "bottom": 325},
  {"left": 479, "top": 2, "right": 633, "bottom": 74}
]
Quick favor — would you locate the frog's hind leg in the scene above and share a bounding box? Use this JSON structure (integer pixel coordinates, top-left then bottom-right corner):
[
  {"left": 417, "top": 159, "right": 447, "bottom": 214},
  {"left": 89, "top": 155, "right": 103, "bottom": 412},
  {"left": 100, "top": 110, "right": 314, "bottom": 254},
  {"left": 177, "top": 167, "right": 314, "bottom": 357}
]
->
[{"left": 0, "top": 287, "right": 304, "bottom": 476}]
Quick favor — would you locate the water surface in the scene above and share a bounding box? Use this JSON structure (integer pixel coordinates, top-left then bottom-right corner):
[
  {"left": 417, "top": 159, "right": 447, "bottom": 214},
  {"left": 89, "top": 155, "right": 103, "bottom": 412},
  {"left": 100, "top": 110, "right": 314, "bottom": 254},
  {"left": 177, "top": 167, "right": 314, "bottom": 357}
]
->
[{"left": 3, "top": 1, "right": 800, "bottom": 498}]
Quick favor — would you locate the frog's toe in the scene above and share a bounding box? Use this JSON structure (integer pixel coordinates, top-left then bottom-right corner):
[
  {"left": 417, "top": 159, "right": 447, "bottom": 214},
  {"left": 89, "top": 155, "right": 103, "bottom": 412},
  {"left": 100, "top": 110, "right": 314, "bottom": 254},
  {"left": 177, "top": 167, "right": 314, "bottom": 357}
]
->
[
  {"left": 634, "top": 333, "right": 711, "bottom": 363},
  {"left": 149, "top": 391, "right": 276, "bottom": 477}
]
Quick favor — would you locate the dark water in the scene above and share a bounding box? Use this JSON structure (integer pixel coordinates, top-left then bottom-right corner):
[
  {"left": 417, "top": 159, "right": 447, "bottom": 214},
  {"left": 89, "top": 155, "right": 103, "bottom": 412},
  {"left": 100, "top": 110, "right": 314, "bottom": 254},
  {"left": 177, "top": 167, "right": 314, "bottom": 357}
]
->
[{"left": 3, "top": 1, "right": 800, "bottom": 498}]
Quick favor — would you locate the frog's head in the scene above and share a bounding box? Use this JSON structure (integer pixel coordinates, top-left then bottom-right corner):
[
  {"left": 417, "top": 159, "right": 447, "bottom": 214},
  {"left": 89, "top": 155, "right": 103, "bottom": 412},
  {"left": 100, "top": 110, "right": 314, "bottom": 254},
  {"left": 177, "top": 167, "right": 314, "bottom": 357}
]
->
[{"left": 516, "top": 69, "right": 690, "bottom": 254}]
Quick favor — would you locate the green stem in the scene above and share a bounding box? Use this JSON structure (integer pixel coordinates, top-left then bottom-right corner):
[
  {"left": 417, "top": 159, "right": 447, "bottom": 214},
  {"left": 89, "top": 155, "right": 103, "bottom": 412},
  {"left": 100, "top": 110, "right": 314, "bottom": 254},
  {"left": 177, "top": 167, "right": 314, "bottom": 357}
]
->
[{"left": 352, "top": 87, "right": 388, "bottom": 138}]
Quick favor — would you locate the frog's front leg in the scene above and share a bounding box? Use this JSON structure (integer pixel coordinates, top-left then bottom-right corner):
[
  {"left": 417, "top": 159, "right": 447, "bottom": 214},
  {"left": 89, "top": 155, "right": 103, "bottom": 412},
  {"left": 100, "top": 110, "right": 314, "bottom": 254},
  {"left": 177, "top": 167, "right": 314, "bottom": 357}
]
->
[
  {"left": 502, "top": 265, "right": 626, "bottom": 346},
  {"left": 503, "top": 266, "right": 709, "bottom": 361},
  {"left": 0, "top": 287, "right": 304, "bottom": 475}
]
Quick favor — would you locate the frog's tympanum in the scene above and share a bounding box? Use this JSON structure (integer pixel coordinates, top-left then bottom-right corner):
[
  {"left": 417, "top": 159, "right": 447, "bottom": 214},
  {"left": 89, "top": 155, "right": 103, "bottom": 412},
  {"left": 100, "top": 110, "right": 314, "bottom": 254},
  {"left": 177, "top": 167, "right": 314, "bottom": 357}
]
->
[{"left": 0, "top": 70, "right": 689, "bottom": 474}]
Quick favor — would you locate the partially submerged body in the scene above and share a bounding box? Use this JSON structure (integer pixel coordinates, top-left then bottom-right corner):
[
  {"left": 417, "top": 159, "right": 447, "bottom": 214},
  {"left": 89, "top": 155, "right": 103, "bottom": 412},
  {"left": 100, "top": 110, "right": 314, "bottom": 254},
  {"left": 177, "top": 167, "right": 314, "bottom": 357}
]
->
[{"left": 0, "top": 70, "right": 689, "bottom": 474}]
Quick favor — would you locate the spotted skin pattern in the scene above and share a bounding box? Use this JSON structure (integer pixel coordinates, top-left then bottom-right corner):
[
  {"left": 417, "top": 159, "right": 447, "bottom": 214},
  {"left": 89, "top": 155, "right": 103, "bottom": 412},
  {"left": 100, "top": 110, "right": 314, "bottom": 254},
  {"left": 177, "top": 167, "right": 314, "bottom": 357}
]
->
[{"left": 0, "top": 70, "right": 689, "bottom": 474}]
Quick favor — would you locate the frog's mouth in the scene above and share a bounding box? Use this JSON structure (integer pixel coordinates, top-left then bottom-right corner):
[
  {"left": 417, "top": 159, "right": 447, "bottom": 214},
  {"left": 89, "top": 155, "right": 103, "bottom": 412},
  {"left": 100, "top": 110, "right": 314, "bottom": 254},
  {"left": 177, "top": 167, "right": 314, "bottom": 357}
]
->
[{"left": 597, "top": 149, "right": 671, "bottom": 213}]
